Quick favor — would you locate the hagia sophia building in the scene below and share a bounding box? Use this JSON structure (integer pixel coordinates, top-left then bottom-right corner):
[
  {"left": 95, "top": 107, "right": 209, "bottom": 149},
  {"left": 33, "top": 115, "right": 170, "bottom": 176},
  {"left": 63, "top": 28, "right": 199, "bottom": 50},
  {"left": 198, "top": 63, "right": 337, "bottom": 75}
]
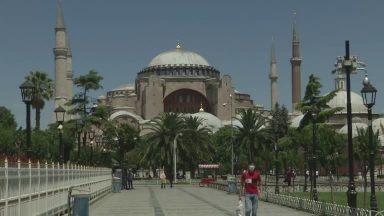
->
[{"left": 52, "top": 3, "right": 384, "bottom": 139}]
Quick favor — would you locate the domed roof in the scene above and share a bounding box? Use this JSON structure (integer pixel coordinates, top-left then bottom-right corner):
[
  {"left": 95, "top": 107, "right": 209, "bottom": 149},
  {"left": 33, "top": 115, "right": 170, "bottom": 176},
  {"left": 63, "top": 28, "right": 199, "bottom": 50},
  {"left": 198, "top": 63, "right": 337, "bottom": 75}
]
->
[
  {"left": 338, "top": 122, "right": 367, "bottom": 138},
  {"left": 327, "top": 90, "right": 366, "bottom": 113},
  {"left": 112, "top": 83, "right": 135, "bottom": 91},
  {"left": 373, "top": 118, "right": 384, "bottom": 135},
  {"left": 148, "top": 42, "right": 210, "bottom": 67},
  {"left": 191, "top": 111, "right": 222, "bottom": 132},
  {"left": 290, "top": 114, "right": 304, "bottom": 128}
]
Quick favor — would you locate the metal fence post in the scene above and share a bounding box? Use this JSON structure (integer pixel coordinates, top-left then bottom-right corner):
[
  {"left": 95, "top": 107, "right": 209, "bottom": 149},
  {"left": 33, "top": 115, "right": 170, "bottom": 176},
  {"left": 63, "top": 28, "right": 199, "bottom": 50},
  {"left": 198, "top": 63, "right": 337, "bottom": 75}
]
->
[
  {"left": 37, "top": 161, "right": 41, "bottom": 215},
  {"left": 29, "top": 159, "right": 32, "bottom": 214},
  {"left": 5, "top": 158, "right": 9, "bottom": 216},
  {"left": 45, "top": 161, "right": 48, "bottom": 216},
  {"left": 18, "top": 159, "right": 21, "bottom": 216}
]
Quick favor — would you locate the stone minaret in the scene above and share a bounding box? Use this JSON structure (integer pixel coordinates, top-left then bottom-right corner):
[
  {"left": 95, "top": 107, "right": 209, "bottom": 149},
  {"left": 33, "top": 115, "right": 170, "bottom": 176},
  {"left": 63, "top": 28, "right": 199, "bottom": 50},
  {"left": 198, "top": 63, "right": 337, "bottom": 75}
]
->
[
  {"left": 269, "top": 39, "right": 278, "bottom": 111},
  {"left": 335, "top": 73, "right": 346, "bottom": 91},
  {"left": 290, "top": 15, "right": 302, "bottom": 112},
  {"left": 53, "top": 2, "right": 68, "bottom": 120},
  {"left": 66, "top": 36, "right": 73, "bottom": 105}
]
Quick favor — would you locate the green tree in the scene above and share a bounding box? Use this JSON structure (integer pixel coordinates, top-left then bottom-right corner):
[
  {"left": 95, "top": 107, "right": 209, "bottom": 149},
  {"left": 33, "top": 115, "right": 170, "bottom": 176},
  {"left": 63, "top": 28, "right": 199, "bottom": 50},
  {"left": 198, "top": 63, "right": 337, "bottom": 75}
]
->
[
  {"left": 180, "top": 116, "right": 213, "bottom": 178},
  {"left": 141, "top": 112, "right": 184, "bottom": 177},
  {"left": 236, "top": 109, "right": 272, "bottom": 163},
  {"left": 71, "top": 70, "right": 103, "bottom": 116},
  {"left": 297, "top": 74, "right": 342, "bottom": 129},
  {"left": 0, "top": 107, "right": 18, "bottom": 156},
  {"left": 211, "top": 126, "right": 233, "bottom": 175},
  {"left": 354, "top": 127, "right": 380, "bottom": 208},
  {"left": 67, "top": 70, "right": 103, "bottom": 158},
  {"left": 25, "top": 71, "right": 54, "bottom": 130}
]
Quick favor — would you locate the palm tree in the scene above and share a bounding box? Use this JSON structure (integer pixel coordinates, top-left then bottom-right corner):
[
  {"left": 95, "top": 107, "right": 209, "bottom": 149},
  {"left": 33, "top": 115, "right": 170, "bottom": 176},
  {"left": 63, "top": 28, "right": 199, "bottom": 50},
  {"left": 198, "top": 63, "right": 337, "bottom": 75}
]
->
[
  {"left": 142, "top": 112, "right": 184, "bottom": 177},
  {"left": 236, "top": 109, "right": 271, "bottom": 163},
  {"left": 181, "top": 116, "right": 213, "bottom": 178},
  {"left": 72, "top": 70, "right": 103, "bottom": 116},
  {"left": 25, "top": 71, "right": 54, "bottom": 130}
]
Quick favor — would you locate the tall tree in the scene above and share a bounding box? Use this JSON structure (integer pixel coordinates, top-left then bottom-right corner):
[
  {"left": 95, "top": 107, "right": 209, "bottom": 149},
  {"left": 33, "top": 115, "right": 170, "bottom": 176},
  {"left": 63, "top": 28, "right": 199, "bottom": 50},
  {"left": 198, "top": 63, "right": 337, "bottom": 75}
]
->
[
  {"left": 354, "top": 127, "right": 380, "bottom": 208},
  {"left": 141, "top": 112, "right": 184, "bottom": 177},
  {"left": 236, "top": 109, "right": 272, "bottom": 163},
  {"left": 68, "top": 70, "right": 103, "bottom": 154},
  {"left": 0, "top": 107, "right": 18, "bottom": 156},
  {"left": 297, "top": 74, "right": 342, "bottom": 129},
  {"left": 70, "top": 70, "right": 103, "bottom": 117},
  {"left": 25, "top": 71, "right": 54, "bottom": 130},
  {"left": 180, "top": 116, "right": 213, "bottom": 177}
]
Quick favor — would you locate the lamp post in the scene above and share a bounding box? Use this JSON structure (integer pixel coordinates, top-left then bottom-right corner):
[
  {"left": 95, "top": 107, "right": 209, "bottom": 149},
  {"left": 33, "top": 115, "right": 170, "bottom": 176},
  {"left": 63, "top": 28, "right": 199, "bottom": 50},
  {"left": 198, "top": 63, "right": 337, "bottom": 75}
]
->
[
  {"left": 230, "top": 94, "right": 234, "bottom": 175},
  {"left": 54, "top": 106, "right": 66, "bottom": 164},
  {"left": 173, "top": 133, "right": 182, "bottom": 183},
  {"left": 19, "top": 80, "right": 36, "bottom": 158},
  {"left": 311, "top": 104, "right": 320, "bottom": 201},
  {"left": 75, "top": 119, "right": 83, "bottom": 161},
  {"left": 360, "top": 74, "right": 378, "bottom": 214},
  {"left": 88, "top": 129, "right": 95, "bottom": 166},
  {"left": 272, "top": 112, "right": 280, "bottom": 194},
  {"left": 334, "top": 41, "right": 361, "bottom": 208},
  {"left": 274, "top": 142, "right": 279, "bottom": 194}
]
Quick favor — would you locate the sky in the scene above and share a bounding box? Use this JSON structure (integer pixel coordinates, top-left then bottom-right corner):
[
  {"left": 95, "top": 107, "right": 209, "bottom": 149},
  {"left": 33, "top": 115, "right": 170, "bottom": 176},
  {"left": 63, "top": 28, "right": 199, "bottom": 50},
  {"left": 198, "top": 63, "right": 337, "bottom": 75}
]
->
[{"left": 1, "top": 0, "right": 384, "bottom": 129}]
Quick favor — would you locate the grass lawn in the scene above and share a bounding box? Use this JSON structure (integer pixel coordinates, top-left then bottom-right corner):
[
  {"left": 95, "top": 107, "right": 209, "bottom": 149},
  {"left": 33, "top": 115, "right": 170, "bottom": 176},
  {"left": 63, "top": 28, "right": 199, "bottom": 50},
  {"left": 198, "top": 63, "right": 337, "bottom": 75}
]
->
[{"left": 283, "top": 191, "right": 384, "bottom": 211}]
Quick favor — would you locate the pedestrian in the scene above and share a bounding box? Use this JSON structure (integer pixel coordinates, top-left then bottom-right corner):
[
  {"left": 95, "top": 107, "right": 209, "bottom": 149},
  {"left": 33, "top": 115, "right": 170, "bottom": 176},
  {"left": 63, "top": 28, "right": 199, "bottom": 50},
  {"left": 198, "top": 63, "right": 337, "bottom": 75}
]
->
[
  {"left": 160, "top": 169, "right": 167, "bottom": 189},
  {"left": 127, "top": 169, "right": 134, "bottom": 189},
  {"left": 240, "top": 162, "right": 262, "bottom": 216},
  {"left": 166, "top": 169, "right": 174, "bottom": 188}
]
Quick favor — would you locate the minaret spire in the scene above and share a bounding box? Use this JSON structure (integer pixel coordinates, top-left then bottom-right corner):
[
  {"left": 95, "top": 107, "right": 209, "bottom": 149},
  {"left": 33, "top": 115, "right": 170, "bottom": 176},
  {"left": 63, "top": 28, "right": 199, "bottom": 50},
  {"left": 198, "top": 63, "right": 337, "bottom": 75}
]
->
[
  {"left": 290, "top": 12, "right": 302, "bottom": 113},
  {"left": 269, "top": 37, "right": 278, "bottom": 111},
  {"left": 56, "top": 1, "right": 65, "bottom": 29},
  {"left": 66, "top": 35, "right": 73, "bottom": 113},
  {"left": 53, "top": 0, "right": 69, "bottom": 122}
]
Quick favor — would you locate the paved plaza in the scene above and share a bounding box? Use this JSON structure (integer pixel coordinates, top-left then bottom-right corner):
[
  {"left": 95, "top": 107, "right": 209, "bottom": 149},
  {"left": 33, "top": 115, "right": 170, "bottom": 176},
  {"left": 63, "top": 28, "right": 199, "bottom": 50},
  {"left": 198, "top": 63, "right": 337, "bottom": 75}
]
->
[{"left": 90, "top": 185, "right": 313, "bottom": 216}]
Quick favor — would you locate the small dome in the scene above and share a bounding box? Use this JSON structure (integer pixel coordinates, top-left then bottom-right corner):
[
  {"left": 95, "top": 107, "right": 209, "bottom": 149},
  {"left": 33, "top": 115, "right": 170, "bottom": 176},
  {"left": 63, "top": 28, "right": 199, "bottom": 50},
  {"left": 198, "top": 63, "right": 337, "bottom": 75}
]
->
[
  {"left": 290, "top": 114, "right": 304, "bottom": 128},
  {"left": 338, "top": 122, "right": 367, "bottom": 138},
  {"left": 112, "top": 83, "right": 135, "bottom": 91},
  {"left": 327, "top": 90, "right": 366, "bottom": 113},
  {"left": 373, "top": 118, "right": 384, "bottom": 135},
  {"left": 191, "top": 112, "right": 222, "bottom": 132},
  {"left": 148, "top": 42, "right": 210, "bottom": 67}
]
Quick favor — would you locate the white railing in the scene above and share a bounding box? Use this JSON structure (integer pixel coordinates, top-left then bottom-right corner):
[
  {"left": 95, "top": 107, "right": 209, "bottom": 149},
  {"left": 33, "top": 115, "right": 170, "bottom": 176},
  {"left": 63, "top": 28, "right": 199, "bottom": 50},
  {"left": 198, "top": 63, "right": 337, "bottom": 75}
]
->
[
  {"left": 0, "top": 159, "right": 112, "bottom": 216},
  {"left": 262, "top": 192, "right": 373, "bottom": 216}
]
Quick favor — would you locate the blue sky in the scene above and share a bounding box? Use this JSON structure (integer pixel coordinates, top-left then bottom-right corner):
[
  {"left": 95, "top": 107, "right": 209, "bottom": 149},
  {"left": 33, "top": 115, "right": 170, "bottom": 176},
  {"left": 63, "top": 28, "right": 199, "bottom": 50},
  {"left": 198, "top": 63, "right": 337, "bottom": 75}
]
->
[{"left": 1, "top": 0, "right": 383, "bottom": 128}]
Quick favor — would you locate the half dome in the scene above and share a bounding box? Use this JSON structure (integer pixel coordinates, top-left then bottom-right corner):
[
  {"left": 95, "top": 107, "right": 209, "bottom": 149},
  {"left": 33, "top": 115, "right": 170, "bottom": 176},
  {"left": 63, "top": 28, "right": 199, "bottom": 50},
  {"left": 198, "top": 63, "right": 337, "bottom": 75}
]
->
[
  {"left": 327, "top": 90, "right": 366, "bottom": 113},
  {"left": 148, "top": 43, "right": 210, "bottom": 67},
  {"left": 191, "top": 111, "right": 222, "bottom": 132},
  {"left": 338, "top": 122, "right": 367, "bottom": 138}
]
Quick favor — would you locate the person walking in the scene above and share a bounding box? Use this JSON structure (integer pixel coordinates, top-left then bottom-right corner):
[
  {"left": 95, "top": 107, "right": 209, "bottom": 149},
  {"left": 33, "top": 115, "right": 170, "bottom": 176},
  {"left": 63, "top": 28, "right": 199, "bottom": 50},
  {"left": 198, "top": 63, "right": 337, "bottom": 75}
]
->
[
  {"left": 240, "top": 162, "right": 262, "bottom": 216},
  {"left": 127, "top": 169, "right": 134, "bottom": 189},
  {"left": 160, "top": 169, "right": 167, "bottom": 189}
]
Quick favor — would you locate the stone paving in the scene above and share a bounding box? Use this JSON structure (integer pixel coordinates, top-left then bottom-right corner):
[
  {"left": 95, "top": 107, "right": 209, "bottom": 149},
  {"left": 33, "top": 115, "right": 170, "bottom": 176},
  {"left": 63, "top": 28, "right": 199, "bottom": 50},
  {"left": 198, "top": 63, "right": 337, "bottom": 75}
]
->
[{"left": 90, "top": 185, "right": 313, "bottom": 216}]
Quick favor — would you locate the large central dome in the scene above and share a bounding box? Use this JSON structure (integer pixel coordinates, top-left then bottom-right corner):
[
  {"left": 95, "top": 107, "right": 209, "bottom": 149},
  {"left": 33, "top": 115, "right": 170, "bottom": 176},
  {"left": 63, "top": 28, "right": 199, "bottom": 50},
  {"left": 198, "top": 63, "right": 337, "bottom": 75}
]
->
[{"left": 148, "top": 42, "right": 210, "bottom": 67}]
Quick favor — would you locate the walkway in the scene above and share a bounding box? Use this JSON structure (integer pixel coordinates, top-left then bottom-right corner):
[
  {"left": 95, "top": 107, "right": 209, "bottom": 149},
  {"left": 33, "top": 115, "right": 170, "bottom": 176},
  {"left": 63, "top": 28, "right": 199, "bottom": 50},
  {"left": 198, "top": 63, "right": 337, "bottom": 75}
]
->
[{"left": 90, "top": 185, "right": 313, "bottom": 216}]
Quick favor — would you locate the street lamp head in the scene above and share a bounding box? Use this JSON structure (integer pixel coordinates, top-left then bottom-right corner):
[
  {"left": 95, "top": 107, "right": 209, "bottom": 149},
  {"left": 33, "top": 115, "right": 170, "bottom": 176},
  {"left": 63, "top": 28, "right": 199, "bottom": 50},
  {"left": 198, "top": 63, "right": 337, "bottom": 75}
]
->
[
  {"left": 19, "top": 80, "right": 36, "bottom": 103},
  {"left": 54, "top": 105, "right": 66, "bottom": 124},
  {"left": 361, "top": 75, "right": 377, "bottom": 108},
  {"left": 363, "top": 74, "right": 369, "bottom": 85}
]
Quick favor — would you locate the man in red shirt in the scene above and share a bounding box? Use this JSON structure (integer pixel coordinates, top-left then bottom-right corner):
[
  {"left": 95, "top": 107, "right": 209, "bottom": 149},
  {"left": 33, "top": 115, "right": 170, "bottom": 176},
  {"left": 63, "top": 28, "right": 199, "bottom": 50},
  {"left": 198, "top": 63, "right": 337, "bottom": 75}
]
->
[{"left": 240, "top": 162, "right": 262, "bottom": 216}]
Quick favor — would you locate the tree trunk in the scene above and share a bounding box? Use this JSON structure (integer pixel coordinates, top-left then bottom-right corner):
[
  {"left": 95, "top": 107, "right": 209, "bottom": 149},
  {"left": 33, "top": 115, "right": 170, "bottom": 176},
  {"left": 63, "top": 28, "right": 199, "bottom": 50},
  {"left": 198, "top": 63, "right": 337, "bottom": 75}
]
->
[
  {"left": 35, "top": 107, "right": 41, "bottom": 130},
  {"left": 363, "top": 166, "right": 367, "bottom": 209}
]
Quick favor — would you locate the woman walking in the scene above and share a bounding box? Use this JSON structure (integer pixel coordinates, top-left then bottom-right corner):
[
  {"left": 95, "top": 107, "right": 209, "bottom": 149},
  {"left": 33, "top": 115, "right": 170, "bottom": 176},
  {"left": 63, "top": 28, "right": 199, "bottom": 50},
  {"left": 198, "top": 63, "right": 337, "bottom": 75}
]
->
[{"left": 160, "top": 169, "right": 167, "bottom": 189}]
